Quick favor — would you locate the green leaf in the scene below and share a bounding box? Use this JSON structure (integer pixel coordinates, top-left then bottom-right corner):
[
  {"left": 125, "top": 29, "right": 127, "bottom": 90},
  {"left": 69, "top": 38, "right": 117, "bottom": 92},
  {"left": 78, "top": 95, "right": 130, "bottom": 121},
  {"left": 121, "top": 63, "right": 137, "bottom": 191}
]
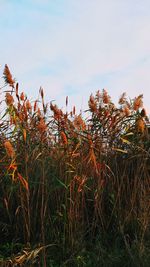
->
[{"left": 56, "top": 178, "right": 68, "bottom": 189}]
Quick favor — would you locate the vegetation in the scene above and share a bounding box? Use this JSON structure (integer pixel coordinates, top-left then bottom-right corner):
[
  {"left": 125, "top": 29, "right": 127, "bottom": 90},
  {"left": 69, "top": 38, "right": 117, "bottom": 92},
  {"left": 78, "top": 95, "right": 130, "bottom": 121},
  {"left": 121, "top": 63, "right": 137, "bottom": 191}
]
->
[{"left": 0, "top": 65, "right": 150, "bottom": 266}]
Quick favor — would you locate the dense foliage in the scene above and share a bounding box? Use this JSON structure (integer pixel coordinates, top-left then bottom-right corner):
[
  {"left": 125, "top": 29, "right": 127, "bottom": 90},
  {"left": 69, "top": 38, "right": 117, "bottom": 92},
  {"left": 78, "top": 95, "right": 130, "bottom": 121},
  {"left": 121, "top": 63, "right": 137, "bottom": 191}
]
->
[{"left": 0, "top": 65, "right": 150, "bottom": 266}]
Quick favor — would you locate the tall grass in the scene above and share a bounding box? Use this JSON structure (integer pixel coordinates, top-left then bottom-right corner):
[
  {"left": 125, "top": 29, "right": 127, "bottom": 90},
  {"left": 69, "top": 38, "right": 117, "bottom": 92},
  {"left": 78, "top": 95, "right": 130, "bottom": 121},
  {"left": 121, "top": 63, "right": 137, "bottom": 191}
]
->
[{"left": 0, "top": 65, "right": 150, "bottom": 266}]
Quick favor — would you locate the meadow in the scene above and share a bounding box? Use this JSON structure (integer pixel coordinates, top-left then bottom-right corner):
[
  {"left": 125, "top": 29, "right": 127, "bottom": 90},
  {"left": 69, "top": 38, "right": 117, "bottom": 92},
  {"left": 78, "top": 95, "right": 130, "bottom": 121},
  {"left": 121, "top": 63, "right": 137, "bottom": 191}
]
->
[{"left": 0, "top": 65, "right": 150, "bottom": 266}]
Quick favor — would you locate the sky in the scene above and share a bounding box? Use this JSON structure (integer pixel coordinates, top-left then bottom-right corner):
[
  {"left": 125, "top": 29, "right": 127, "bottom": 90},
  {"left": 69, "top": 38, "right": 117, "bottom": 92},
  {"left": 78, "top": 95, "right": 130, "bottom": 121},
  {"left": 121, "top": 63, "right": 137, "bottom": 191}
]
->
[{"left": 0, "top": 0, "right": 150, "bottom": 114}]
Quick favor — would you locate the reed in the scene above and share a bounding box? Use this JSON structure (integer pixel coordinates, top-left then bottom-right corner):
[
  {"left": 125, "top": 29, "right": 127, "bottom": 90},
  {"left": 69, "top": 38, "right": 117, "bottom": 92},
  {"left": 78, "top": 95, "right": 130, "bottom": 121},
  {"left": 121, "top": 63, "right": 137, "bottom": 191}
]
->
[{"left": 0, "top": 65, "right": 150, "bottom": 266}]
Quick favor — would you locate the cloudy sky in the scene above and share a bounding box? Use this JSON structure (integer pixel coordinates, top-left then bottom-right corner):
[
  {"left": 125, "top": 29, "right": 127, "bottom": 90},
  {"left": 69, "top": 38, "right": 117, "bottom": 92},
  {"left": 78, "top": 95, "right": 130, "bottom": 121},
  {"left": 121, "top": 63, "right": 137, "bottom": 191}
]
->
[{"left": 0, "top": 0, "right": 150, "bottom": 114}]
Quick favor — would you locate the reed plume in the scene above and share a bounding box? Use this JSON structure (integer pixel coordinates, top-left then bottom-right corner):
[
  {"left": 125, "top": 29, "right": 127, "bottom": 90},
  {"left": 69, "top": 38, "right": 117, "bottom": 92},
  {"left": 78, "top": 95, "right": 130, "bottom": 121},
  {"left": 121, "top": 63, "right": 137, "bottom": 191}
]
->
[
  {"left": 5, "top": 92, "right": 14, "bottom": 106},
  {"left": 4, "top": 140, "right": 15, "bottom": 158},
  {"left": 3, "top": 64, "right": 15, "bottom": 87}
]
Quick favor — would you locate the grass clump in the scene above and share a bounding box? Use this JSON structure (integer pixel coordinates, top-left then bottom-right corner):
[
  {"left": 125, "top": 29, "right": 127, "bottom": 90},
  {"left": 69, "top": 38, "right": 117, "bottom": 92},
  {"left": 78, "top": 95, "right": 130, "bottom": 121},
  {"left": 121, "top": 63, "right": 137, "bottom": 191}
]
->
[{"left": 0, "top": 65, "right": 150, "bottom": 266}]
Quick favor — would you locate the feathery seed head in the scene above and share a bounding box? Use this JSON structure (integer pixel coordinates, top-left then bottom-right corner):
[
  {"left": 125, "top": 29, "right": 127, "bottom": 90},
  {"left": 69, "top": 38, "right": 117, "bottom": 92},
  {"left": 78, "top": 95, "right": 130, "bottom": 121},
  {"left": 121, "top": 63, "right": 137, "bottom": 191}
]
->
[
  {"left": 3, "top": 64, "right": 15, "bottom": 87},
  {"left": 5, "top": 93, "right": 14, "bottom": 106},
  {"left": 4, "top": 140, "right": 15, "bottom": 158}
]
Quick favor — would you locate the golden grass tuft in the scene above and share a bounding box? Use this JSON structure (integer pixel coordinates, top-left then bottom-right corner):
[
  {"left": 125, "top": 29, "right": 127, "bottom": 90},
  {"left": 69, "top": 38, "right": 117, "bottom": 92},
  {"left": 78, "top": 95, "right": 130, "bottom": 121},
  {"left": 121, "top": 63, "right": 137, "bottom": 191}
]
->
[
  {"left": 102, "top": 89, "right": 110, "bottom": 104},
  {"left": 60, "top": 131, "right": 68, "bottom": 145},
  {"left": 5, "top": 92, "right": 14, "bottom": 106},
  {"left": 20, "top": 92, "right": 25, "bottom": 101},
  {"left": 123, "top": 105, "right": 130, "bottom": 116},
  {"left": 136, "top": 118, "right": 145, "bottom": 133},
  {"left": 133, "top": 94, "right": 143, "bottom": 111},
  {"left": 3, "top": 64, "right": 15, "bottom": 87},
  {"left": 4, "top": 140, "right": 15, "bottom": 158},
  {"left": 37, "top": 118, "right": 47, "bottom": 133},
  {"left": 118, "top": 92, "right": 126, "bottom": 105}
]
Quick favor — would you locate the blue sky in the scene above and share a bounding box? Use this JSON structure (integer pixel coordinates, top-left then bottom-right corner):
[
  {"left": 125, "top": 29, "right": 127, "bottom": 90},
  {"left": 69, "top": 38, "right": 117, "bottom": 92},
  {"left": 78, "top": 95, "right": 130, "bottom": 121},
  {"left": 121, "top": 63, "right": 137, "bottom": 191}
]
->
[{"left": 0, "top": 0, "right": 150, "bottom": 114}]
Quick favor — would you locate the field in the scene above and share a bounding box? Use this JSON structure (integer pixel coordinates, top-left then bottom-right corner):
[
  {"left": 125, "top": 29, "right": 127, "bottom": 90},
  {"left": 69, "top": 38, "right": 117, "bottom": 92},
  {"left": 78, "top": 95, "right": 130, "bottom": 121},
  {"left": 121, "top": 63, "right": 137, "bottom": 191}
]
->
[{"left": 0, "top": 65, "right": 150, "bottom": 266}]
